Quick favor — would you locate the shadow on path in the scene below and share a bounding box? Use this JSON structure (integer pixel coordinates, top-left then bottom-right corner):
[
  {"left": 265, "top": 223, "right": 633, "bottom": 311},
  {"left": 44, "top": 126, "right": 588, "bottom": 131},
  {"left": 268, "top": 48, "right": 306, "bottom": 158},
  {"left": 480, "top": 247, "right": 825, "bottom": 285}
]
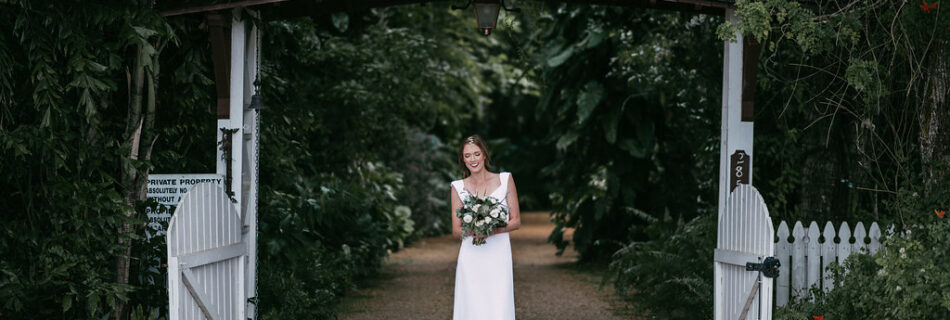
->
[{"left": 338, "top": 211, "right": 634, "bottom": 319}]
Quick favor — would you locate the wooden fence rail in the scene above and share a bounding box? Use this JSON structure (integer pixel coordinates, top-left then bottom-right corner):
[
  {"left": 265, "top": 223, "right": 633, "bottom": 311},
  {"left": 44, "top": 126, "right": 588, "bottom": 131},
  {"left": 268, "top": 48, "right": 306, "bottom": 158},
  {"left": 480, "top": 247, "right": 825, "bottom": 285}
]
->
[{"left": 773, "top": 221, "right": 884, "bottom": 306}]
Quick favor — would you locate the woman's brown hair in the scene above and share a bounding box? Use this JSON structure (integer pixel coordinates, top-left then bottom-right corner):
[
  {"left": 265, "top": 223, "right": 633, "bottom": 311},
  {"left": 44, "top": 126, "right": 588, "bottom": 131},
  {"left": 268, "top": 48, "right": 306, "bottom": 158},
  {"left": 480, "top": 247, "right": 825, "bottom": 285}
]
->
[{"left": 457, "top": 135, "right": 492, "bottom": 178}]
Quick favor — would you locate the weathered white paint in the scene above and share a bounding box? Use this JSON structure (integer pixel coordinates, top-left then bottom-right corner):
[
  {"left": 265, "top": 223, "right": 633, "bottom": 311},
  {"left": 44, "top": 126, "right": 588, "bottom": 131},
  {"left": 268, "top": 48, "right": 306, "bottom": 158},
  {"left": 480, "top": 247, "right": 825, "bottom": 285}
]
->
[
  {"left": 715, "top": 8, "right": 761, "bottom": 320},
  {"left": 790, "top": 221, "right": 806, "bottom": 298},
  {"left": 773, "top": 220, "right": 884, "bottom": 306},
  {"left": 241, "top": 12, "right": 261, "bottom": 318},
  {"left": 714, "top": 185, "right": 774, "bottom": 320},
  {"left": 167, "top": 183, "right": 246, "bottom": 320},
  {"left": 717, "top": 8, "right": 754, "bottom": 221},
  {"left": 175, "top": 8, "right": 258, "bottom": 319},
  {"left": 227, "top": 9, "right": 245, "bottom": 211},
  {"left": 774, "top": 222, "right": 790, "bottom": 307},
  {"left": 820, "top": 222, "right": 836, "bottom": 292},
  {"left": 805, "top": 221, "right": 820, "bottom": 293}
]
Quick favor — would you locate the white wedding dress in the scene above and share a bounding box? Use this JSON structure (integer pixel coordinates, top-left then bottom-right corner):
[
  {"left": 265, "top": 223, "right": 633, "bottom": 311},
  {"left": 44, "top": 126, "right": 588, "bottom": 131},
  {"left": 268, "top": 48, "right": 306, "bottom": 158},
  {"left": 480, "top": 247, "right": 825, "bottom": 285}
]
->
[{"left": 451, "top": 172, "right": 516, "bottom": 320}]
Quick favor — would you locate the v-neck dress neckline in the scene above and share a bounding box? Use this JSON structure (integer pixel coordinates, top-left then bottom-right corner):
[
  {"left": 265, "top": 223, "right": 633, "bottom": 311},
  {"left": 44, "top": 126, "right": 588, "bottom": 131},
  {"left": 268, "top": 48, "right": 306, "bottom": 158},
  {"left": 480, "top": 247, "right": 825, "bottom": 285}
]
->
[{"left": 462, "top": 173, "right": 505, "bottom": 198}]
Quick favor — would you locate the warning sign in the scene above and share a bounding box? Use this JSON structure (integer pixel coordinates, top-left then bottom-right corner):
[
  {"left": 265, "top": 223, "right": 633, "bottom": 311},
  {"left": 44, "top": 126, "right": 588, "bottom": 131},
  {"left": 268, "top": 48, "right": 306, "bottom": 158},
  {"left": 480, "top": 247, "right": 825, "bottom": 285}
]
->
[{"left": 145, "top": 173, "right": 224, "bottom": 238}]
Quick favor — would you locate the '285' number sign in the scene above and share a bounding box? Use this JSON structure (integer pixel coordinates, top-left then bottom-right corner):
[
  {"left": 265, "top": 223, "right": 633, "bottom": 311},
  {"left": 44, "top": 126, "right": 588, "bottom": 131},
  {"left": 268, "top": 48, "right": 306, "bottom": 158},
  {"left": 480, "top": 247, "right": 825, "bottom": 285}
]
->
[{"left": 730, "top": 150, "right": 750, "bottom": 192}]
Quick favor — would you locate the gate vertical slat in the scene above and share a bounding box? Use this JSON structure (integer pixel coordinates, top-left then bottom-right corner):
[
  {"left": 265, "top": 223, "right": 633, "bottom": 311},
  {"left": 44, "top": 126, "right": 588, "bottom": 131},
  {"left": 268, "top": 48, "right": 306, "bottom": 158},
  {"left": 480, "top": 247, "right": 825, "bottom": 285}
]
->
[
  {"left": 837, "top": 223, "right": 852, "bottom": 266},
  {"left": 853, "top": 222, "right": 867, "bottom": 254},
  {"left": 756, "top": 187, "right": 773, "bottom": 320},
  {"left": 868, "top": 223, "right": 882, "bottom": 254},
  {"left": 805, "top": 221, "right": 820, "bottom": 293},
  {"left": 774, "top": 221, "right": 790, "bottom": 307},
  {"left": 820, "top": 222, "right": 836, "bottom": 292},
  {"left": 791, "top": 222, "right": 805, "bottom": 298}
]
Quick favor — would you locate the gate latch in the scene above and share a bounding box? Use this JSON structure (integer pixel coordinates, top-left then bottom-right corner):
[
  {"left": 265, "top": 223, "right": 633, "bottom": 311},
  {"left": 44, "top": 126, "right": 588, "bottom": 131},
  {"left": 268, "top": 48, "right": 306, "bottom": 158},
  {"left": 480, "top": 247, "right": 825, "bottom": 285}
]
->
[{"left": 746, "top": 256, "right": 780, "bottom": 278}]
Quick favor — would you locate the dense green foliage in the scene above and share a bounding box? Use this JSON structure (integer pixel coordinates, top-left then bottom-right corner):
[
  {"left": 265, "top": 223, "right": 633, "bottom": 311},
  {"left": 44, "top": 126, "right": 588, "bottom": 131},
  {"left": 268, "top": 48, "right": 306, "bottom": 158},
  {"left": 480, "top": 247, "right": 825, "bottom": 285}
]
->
[
  {"left": 495, "top": 5, "right": 726, "bottom": 317},
  {"left": 520, "top": 5, "right": 723, "bottom": 262},
  {"left": 610, "top": 213, "right": 717, "bottom": 319},
  {"left": 249, "top": 5, "right": 565, "bottom": 315},
  {"left": 0, "top": 1, "right": 187, "bottom": 317},
  {"left": 0, "top": 2, "right": 493, "bottom": 318},
  {"left": 721, "top": 0, "right": 950, "bottom": 223},
  {"left": 2, "top": 0, "right": 947, "bottom": 319},
  {"left": 495, "top": 1, "right": 950, "bottom": 318},
  {"left": 719, "top": 1, "right": 950, "bottom": 316},
  {"left": 251, "top": 6, "right": 504, "bottom": 318}
]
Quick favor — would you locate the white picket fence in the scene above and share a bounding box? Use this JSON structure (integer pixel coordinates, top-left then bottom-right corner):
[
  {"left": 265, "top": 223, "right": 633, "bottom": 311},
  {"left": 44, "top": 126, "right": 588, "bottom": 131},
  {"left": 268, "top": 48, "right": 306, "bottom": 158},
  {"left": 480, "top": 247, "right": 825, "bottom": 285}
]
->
[{"left": 772, "top": 220, "right": 884, "bottom": 306}]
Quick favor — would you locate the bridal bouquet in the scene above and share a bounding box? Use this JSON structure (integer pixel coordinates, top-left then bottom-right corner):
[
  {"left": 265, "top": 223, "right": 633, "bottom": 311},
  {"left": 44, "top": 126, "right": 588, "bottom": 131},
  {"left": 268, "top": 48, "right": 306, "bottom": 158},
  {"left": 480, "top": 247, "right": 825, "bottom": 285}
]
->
[{"left": 457, "top": 195, "right": 508, "bottom": 245}]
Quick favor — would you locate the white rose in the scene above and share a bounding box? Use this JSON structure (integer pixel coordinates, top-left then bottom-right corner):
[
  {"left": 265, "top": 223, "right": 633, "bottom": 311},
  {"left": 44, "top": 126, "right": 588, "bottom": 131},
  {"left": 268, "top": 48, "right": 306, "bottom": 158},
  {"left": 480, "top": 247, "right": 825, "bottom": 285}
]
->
[
  {"left": 475, "top": 219, "right": 483, "bottom": 226},
  {"left": 463, "top": 215, "right": 473, "bottom": 223},
  {"left": 473, "top": 204, "right": 482, "bottom": 213},
  {"left": 490, "top": 208, "right": 500, "bottom": 218},
  {"left": 484, "top": 217, "right": 492, "bottom": 224},
  {"left": 501, "top": 213, "right": 508, "bottom": 221}
]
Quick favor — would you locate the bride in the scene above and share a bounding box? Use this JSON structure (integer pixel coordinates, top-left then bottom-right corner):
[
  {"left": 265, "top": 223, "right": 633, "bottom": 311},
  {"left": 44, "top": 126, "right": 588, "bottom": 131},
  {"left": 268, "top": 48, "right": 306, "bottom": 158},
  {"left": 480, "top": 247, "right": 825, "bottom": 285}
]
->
[{"left": 449, "top": 135, "right": 521, "bottom": 320}]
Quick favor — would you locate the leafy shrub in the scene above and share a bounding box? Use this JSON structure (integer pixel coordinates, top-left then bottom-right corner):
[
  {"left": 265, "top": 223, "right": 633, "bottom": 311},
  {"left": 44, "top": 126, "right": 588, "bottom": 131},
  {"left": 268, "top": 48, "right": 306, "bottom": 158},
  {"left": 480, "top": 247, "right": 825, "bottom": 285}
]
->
[
  {"left": 774, "top": 186, "right": 950, "bottom": 319},
  {"left": 610, "top": 212, "right": 716, "bottom": 320},
  {"left": 386, "top": 129, "right": 454, "bottom": 238},
  {"left": 257, "top": 164, "right": 412, "bottom": 318}
]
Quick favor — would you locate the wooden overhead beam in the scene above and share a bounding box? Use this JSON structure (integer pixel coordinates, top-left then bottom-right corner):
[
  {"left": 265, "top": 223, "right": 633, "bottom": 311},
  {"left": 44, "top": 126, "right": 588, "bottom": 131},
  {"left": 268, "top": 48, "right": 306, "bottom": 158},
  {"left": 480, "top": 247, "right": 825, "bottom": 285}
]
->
[
  {"left": 207, "top": 13, "right": 232, "bottom": 118},
  {"left": 741, "top": 35, "right": 760, "bottom": 122},
  {"left": 160, "top": 0, "right": 734, "bottom": 18},
  {"left": 161, "top": 0, "right": 294, "bottom": 17}
]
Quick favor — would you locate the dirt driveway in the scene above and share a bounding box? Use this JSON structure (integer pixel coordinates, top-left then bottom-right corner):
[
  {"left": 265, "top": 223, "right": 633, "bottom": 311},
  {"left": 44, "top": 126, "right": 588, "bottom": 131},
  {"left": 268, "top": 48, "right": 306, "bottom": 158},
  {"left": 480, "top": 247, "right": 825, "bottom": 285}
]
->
[{"left": 338, "top": 211, "right": 634, "bottom": 320}]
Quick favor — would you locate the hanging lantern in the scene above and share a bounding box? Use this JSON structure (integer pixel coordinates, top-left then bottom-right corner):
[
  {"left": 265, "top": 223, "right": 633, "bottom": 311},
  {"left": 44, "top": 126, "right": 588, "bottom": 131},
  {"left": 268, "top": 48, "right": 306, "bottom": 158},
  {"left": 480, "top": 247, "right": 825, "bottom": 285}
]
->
[{"left": 473, "top": 0, "right": 501, "bottom": 36}]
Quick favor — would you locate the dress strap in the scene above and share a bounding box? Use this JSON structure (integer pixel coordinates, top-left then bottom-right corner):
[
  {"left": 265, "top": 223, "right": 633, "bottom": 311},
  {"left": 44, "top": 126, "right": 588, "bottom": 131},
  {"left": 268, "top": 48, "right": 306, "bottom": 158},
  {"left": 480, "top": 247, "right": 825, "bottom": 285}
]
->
[
  {"left": 499, "top": 172, "right": 510, "bottom": 197},
  {"left": 451, "top": 180, "right": 466, "bottom": 199}
]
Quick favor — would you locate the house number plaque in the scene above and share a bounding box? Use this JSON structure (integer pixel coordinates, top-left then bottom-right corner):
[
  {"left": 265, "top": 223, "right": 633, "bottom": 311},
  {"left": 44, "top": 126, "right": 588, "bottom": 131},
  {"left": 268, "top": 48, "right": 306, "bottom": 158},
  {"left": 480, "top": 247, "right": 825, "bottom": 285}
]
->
[{"left": 730, "top": 150, "right": 750, "bottom": 192}]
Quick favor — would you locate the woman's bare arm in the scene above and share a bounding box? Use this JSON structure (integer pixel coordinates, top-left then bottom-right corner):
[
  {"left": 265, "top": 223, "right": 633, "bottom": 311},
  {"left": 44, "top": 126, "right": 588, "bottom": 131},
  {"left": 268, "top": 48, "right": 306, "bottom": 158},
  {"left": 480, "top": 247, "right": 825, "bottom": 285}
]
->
[
  {"left": 450, "top": 186, "right": 463, "bottom": 239},
  {"left": 496, "top": 174, "right": 521, "bottom": 234}
]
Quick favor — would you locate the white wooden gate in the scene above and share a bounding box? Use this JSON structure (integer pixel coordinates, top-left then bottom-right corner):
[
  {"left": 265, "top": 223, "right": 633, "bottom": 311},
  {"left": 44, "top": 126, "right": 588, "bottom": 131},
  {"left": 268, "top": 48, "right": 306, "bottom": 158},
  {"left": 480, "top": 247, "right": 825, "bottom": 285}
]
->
[
  {"left": 167, "top": 183, "right": 246, "bottom": 320},
  {"left": 714, "top": 185, "right": 775, "bottom": 320}
]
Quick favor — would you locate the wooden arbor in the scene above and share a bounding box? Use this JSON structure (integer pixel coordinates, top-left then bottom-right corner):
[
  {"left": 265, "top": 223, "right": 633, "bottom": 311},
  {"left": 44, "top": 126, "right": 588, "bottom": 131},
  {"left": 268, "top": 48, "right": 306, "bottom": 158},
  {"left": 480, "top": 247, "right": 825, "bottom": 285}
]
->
[{"left": 159, "top": 0, "right": 764, "bottom": 319}]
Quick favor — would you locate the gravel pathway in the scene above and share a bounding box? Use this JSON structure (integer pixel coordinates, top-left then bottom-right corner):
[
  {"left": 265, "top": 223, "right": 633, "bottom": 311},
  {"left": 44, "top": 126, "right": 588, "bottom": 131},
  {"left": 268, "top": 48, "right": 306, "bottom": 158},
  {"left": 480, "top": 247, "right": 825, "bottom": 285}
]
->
[{"left": 338, "top": 211, "right": 635, "bottom": 319}]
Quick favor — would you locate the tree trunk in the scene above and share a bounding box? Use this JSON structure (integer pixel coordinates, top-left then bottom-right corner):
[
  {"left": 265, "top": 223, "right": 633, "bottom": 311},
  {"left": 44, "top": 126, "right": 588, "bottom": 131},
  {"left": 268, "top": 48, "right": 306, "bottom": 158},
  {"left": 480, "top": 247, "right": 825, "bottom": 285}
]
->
[
  {"left": 114, "top": 42, "right": 159, "bottom": 320},
  {"left": 919, "top": 39, "right": 950, "bottom": 196}
]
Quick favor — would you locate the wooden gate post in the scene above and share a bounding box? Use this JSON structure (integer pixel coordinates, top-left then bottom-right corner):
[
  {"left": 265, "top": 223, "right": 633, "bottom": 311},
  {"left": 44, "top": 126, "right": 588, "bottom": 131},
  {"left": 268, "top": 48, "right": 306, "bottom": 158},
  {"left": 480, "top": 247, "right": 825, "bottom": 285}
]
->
[
  {"left": 210, "top": 8, "right": 260, "bottom": 319},
  {"left": 217, "top": 8, "right": 244, "bottom": 212},
  {"left": 716, "top": 7, "right": 768, "bottom": 320},
  {"left": 717, "top": 8, "right": 757, "bottom": 217},
  {"left": 241, "top": 10, "right": 261, "bottom": 318}
]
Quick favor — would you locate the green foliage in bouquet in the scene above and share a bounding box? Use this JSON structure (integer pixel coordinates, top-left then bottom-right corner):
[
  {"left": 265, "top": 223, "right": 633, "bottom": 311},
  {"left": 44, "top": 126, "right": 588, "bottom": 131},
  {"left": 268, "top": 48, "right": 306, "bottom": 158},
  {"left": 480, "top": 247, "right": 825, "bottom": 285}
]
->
[{"left": 456, "top": 196, "right": 509, "bottom": 245}]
